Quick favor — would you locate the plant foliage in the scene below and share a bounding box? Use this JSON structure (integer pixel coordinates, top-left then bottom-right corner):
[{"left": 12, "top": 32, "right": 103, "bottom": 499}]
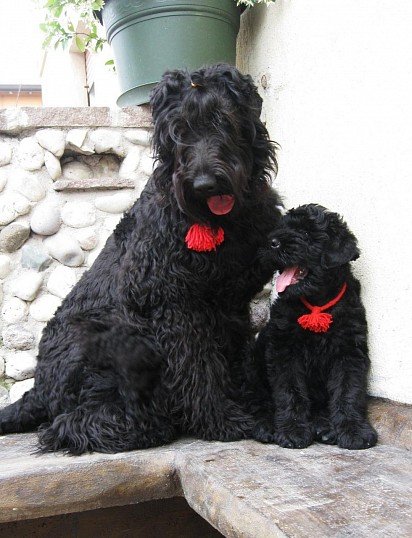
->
[
  {"left": 38, "top": 0, "right": 276, "bottom": 52},
  {"left": 37, "top": 0, "right": 106, "bottom": 52}
]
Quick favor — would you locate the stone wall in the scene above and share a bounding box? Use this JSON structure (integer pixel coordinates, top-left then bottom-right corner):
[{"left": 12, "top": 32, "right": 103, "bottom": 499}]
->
[{"left": 0, "top": 107, "right": 154, "bottom": 407}]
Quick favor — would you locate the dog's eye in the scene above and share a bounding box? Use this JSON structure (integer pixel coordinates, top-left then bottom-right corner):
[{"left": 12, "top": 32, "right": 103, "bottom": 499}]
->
[{"left": 302, "top": 232, "right": 309, "bottom": 239}]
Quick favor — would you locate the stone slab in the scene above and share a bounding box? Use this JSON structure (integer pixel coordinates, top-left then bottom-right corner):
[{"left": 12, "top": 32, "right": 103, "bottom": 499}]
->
[
  {"left": 0, "top": 107, "right": 152, "bottom": 134},
  {"left": 0, "top": 398, "right": 411, "bottom": 538},
  {"left": 0, "top": 433, "right": 180, "bottom": 523},
  {"left": 53, "top": 176, "right": 135, "bottom": 191},
  {"left": 368, "top": 398, "right": 412, "bottom": 450}
]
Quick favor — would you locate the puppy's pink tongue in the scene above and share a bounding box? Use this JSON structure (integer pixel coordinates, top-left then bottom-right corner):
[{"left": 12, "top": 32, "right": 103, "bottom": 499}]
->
[
  {"left": 276, "top": 267, "right": 299, "bottom": 293},
  {"left": 207, "top": 195, "right": 235, "bottom": 215}
]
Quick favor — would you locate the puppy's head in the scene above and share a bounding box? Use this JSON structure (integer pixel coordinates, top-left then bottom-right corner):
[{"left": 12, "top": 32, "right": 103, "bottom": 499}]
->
[{"left": 268, "top": 204, "right": 360, "bottom": 297}]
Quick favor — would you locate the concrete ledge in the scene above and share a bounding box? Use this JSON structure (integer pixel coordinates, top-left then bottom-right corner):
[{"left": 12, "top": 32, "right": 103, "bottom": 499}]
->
[
  {"left": 0, "top": 398, "right": 411, "bottom": 537},
  {"left": 0, "top": 107, "right": 152, "bottom": 134}
]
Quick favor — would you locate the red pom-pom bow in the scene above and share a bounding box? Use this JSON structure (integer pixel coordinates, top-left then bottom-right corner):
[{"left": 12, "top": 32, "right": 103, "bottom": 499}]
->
[
  {"left": 297, "top": 283, "right": 347, "bottom": 333},
  {"left": 185, "top": 223, "right": 224, "bottom": 252},
  {"left": 298, "top": 308, "right": 333, "bottom": 333}
]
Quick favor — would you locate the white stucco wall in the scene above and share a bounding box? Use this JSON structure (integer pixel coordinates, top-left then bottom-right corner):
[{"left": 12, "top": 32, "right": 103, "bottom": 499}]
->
[
  {"left": 41, "top": 51, "right": 88, "bottom": 106},
  {"left": 237, "top": 0, "right": 412, "bottom": 404}
]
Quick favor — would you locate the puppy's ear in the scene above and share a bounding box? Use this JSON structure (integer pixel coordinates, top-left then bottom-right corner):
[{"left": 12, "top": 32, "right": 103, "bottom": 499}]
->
[{"left": 321, "top": 226, "right": 360, "bottom": 269}]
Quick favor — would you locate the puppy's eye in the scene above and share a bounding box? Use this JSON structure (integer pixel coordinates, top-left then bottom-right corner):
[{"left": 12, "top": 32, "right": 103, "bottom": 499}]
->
[
  {"left": 302, "top": 232, "right": 309, "bottom": 240},
  {"left": 271, "top": 238, "right": 281, "bottom": 249}
]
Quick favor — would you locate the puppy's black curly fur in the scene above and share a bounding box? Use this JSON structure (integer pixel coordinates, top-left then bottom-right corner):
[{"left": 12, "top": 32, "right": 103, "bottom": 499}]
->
[
  {"left": 254, "top": 204, "right": 377, "bottom": 450},
  {"left": 0, "top": 64, "right": 282, "bottom": 454}
]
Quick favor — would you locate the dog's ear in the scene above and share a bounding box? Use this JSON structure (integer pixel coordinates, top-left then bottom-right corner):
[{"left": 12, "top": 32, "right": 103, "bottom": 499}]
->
[
  {"left": 216, "top": 64, "right": 263, "bottom": 116},
  {"left": 321, "top": 216, "right": 360, "bottom": 268},
  {"left": 150, "top": 69, "right": 187, "bottom": 120},
  {"left": 150, "top": 70, "right": 188, "bottom": 160}
]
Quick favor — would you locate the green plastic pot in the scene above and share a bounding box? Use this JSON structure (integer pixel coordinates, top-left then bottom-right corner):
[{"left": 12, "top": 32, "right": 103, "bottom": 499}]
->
[{"left": 99, "top": 0, "right": 241, "bottom": 106}]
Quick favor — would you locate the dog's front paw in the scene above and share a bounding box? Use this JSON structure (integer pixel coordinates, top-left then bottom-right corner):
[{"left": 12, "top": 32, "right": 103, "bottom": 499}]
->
[
  {"left": 253, "top": 423, "right": 277, "bottom": 444},
  {"left": 335, "top": 420, "right": 378, "bottom": 450},
  {"left": 313, "top": 417, "right": 337, "bottom": 445},
  {"left": 272, "top": 424, "right": 314, "bottom": 449}
]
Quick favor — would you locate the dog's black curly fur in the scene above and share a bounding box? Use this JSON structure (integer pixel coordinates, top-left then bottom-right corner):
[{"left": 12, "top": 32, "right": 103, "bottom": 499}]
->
[
  {"left": 0, "top": 64, "right": 282, "bottom": 454},
  {"left": 253, "top": 204, "right": 377, "bottom": 450}
]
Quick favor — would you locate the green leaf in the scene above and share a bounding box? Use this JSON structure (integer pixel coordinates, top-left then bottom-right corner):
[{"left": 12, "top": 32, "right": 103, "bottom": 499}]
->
[
  {"left": 52, "top": 5, "right": 63, "bottom": 17},
  {"left": 75, "top": 35, "right": 86, "bottom": 52},
  {"left": 105, "top": 59, "right": 114, "bottom": 65}
]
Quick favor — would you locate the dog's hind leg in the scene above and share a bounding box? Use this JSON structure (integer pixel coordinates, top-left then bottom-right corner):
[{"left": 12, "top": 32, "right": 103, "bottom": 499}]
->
[
  {"left": 37, "top": 395, "right": 176, "bottom": 454},
  {"left": 0, "top": 387, "right": 47, "bottom": 434},
  {"left": 36, "top": 326, "right": 176, "bottom": 454}
]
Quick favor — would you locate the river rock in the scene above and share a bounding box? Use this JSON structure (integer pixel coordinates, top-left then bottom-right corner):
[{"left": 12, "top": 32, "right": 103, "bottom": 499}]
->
[
  {"left": 21, "top": 244, "right": 52, "bottom": 272},
  {"left": 29, "top": 294, "right": 62, "bottom": 322},
  {"left": 0, "top": 223, "right": 30, "bottom": 253},
  {"left": 0, "top": 254, "right": 11, "bottom": 278},
  {"left": 44, "top": 150, "right": 62, "bottom": 180},
  {"left": 35, "top": 129, "right": 65, "bottom": 157},
  {"left": 140, "top": 153, "right": 154, "bottom": 176},
  {"left": 47, "top": 266, "right": 76, "bottom": 299},
  {"left": 66, "top": 128, "right": 88, "bottom": 149},
  {"left": 95, "top": 192, "right": 134, "bottom": 214},
  {"left": 74, "top": 227, "right": 98, "bottom": 251},
  {"left": 17, "top": 137, "right": 45, "bottom": 171},
  {"left": 12, "top": 170, "right": 45, "bottom": 201},
  {"left": 124, "top": 129, "right": 151, "bottom": 146},
  {"left": 0, "top": 386, "right": 10, "bottom": 409},
  {"left": 44, "top": 232, "right": 84, "bottom": 266},
  {"left": 61, "top": 201, "right": 96, "bottom": 228},
  {"left": 0, "top": 192, "right": 31, "bottom": 226},
  {"left": 1, "top": 297, "right": 28, "bottom": 323},
  {"left": 0, "top": 142, "right": 12, "bottom": 167},
  {"left": 30, "top": 203, "right": 61, "bottom": 235},
  {"left": 89, "top": 129, "right": 125, "bottom": 157},
  {"left": 2, "top": 325, "right": 35, "bottom": 350},
  {"left": 5, "top": 351, "right": 37, "bottom": 381},
  {"left": 62, "top": 160, "right": 93, "bottom": 181},
  {"left": 11, "top": 272, "right": 43, "bottom": 301},
  {"left": 119, "top": 147, "right": 141, "bottom": 180},
  {"left": 9, "top": 378, "right": 35, "bottom": 403}
]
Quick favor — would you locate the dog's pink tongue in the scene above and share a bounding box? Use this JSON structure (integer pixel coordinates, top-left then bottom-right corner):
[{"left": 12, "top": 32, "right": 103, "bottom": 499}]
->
[
  {"left": 276, "top": 267, "right": 298, "bottom": 293},
  {"left": 207, "top": 195, "right": 235, "bottom": 215}
]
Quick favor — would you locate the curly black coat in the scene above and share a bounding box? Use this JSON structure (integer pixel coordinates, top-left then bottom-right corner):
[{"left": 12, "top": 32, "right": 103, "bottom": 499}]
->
[
  {"left": 253, "top": 204, "right": 378, "bottom": 450},
  {"left": 0, "top": 64, "right": 282, "bottom": 454}
]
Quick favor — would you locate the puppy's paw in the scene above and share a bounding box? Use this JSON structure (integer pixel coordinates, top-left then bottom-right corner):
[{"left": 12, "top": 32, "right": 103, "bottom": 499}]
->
[
  {"left": 336, "top": 421, "right": 378, "bottom": 450},
  {"left": 253, "top": 423, "right": 277, "bottom": 444},
  {"left": 272, "top": 424, "right": 314, "bottom": 449},
  {"left": 313, "top": 417, "right": 337, "bottom": 445}
]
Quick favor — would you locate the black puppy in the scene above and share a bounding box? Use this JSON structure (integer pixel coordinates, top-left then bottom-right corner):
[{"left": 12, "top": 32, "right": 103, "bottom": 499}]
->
[{"left": 254, "top": 204, "right": 377, "bottom": 450}]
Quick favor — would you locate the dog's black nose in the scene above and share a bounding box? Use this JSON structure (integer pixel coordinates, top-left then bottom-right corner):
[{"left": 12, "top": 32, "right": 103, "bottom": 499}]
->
[
  {"left": 271, "top": 238, "right": 281, "bottom": 249},
  {"left": 193, "top": 174, "right": 217, "bottom": 194}
]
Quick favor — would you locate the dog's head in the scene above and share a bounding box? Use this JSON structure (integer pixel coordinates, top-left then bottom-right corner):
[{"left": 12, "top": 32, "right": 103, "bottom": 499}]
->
[
  {"left": 150, "top": 64, "right": 277, "bottom": 223},
  {"left": 267, "top": 204, "right": 360, "bottom": 297}
]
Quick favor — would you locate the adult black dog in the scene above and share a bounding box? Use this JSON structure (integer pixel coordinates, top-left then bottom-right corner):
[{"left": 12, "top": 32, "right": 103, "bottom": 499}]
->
[
  {"left": 254, "top": 204, "right": 377, "bottom": 450},
  {"left": 0, "top": 64, "right": 282, "bottom": 454}
]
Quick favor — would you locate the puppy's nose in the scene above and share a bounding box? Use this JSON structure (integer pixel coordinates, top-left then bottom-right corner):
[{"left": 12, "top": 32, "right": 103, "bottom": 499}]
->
[
  {"left": 271, "top": 238, "right": 281, "bottom": 249},
  {"left": 193, "top": 174, "right": 217, "bottom": 194}
]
